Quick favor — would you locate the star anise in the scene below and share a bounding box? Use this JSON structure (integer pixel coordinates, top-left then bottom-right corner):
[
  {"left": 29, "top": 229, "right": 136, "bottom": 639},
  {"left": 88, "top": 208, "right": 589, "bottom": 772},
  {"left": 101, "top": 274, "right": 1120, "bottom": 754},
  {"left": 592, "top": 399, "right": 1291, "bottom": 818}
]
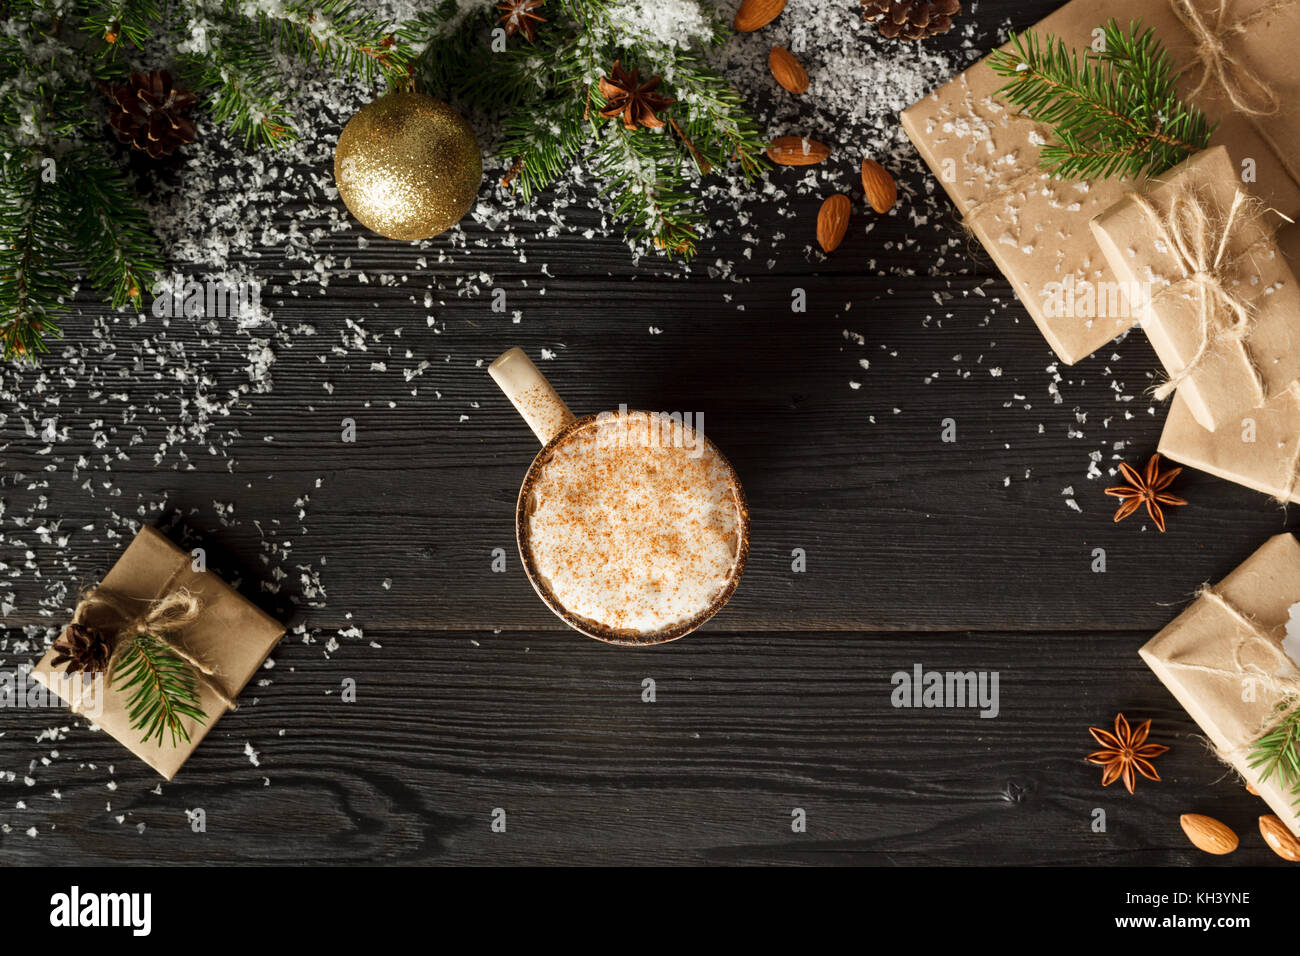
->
[
  {"left": 495, "top": 0, "right": 545, "bottom": 42},
  {"left": 50, "top": 621, "right": 114, "bottom": 676},
  {"left": 1104, "top": 453, "right": 1187, "bottom": 533},
  {"left": 1086, "top": 713, "right": 1169, "bottom": 794},
  {"left": 598, "top": 61, "right": 675, "bottom": 131}
]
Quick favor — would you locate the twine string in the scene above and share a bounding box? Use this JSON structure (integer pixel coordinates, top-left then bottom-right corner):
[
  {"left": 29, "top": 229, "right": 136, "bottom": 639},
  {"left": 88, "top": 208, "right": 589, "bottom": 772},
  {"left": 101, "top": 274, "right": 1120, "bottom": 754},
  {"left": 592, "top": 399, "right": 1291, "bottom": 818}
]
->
[
  {"left": 64, "top": 573, "right": 236, "bottom": 716},
  {"left": 1171, "top": 0, "right": 1295, "bottom": 116},
  {"left": 1128, "top": 183, "right": 1273, "bottom": 403}
]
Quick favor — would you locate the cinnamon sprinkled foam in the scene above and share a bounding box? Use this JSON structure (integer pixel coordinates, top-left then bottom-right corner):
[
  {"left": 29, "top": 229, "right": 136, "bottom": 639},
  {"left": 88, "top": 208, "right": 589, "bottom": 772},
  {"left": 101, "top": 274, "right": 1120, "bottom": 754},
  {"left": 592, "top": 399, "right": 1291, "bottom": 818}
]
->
[{"left": 524, "top": 410, "right": 743, "bottom": 636}]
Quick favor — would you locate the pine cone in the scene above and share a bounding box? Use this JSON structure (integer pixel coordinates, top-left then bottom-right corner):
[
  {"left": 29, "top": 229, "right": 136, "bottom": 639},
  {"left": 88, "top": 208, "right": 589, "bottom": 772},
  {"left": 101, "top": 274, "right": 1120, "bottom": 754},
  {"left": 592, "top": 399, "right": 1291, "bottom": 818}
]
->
[
  {"left": 103, "top": 69, "right": 197, "bottom": 159},
  {"left": 50, "top": 622, "right": 114, "bottom": 675},
  {"left": 862, "top": 0, "right": 961, "bottom": 40}
]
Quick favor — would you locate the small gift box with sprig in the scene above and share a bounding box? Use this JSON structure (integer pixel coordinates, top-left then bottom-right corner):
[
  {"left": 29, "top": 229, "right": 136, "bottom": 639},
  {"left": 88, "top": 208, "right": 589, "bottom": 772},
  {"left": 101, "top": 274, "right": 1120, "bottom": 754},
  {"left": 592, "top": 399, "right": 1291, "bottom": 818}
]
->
[
  {"left": 32, "top": 527, "right": 284, "bottom": 779},
  {"left": 1141, "top": 533, "right": 1300, "bottom": 837}
]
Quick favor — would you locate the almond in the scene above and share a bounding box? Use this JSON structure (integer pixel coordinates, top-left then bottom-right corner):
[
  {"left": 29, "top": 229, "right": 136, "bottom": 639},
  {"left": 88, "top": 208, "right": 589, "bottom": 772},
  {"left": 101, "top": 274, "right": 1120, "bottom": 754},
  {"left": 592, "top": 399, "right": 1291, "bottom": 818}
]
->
[
  {"left": 768, "top": 46, "right": 809, "bottom": 94},
  {"left": 767, "top": 136, "right": 830, "bottom": 166},
  {"left": 1259, "top": 814, "right": 1300, "bottom": 861},
  {"left": 860, "top": 157, "right": 898, "bottom": 213},
  {"left": 1247, "top": 782, "right": 1260, "bottom": 795},
  {"left": 734, "top": 0, "right": 786, "bottom": 32},
  {"left": 1179, "top": 814, "right": 1238, "bottom": 855},
  {"left": 817, "top": 194, "right": 850, "bottom": 253}
]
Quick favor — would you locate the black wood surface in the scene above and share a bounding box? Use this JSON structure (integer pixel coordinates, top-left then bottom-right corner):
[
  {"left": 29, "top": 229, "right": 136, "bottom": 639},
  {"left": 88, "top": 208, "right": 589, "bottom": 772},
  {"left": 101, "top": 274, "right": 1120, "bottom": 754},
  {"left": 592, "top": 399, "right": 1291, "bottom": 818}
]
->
[{"left": 2, "top": 0, "right": 1294, "bottom": 866}]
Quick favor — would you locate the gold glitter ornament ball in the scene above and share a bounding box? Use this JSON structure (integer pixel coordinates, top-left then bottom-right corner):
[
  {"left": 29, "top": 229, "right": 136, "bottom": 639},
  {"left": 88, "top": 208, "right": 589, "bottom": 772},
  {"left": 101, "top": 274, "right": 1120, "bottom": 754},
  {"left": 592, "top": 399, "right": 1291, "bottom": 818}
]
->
[{"left": 333, "top": 91, "right": 482, "bottom": 241}]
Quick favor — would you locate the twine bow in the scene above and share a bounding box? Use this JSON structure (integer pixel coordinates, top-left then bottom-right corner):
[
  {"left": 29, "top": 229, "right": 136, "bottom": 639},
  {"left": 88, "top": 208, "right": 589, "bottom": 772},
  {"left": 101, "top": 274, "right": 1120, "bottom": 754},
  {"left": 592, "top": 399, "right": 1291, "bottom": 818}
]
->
[
  {"left": 1171, "top": 0, "right": 1294, "bottom": 117},
  {"left": 68, "top": 585, "right": 236, "bottom": 714},
  {"left": 1128, "top": 182, "right": 1273, "bottom": 404}
]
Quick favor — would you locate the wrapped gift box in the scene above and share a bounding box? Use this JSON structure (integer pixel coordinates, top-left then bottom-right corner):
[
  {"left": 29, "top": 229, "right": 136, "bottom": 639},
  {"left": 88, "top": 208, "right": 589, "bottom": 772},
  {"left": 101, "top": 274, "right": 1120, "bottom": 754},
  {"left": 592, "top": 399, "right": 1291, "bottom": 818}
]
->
[
  {"left": 901, "top": 0, "right": 1300, "bottom": 365},
  {"left": 1141, "top": 533, "right": 1300, "bottom": 837},
  {"left": 32, "top": 527, "right": 284, "bottom": 779}
]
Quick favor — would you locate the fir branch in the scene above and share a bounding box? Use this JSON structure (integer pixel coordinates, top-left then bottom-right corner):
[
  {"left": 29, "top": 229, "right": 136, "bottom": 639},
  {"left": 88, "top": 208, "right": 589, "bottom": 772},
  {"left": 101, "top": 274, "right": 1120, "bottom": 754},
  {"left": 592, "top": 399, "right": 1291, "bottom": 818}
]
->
[
  {"left": 988, "top": 18, "right": 1215, "bottom": 181},
  {"left": 410, "top": 1, "right": 766, "bottom": 258},
  {"left": 500, "top": 98, "right": 587, "bottom": 200},
  {"left": 0, "top": 153, "right": 73, "bottom": 361},
  {"left": 256, "top": 0, "right": 412, "bottom": 85},
  {"left": 111, "top": 631, "right": 208, "bottom": 748},
  {"left": 69, "top": 149, "right": 163, "bottom": 309},
  {"left": 177, "top": 14, "right": 299, "bottom": 148},
  {"left": 593, "top": 122, "right": 698, "bottom": 256},
  {"left": 81, "top": 0, "right": 163, "bottom": 54},
  {"left": 1248, "top": 701, "right": 1300, "bottom": 804}
]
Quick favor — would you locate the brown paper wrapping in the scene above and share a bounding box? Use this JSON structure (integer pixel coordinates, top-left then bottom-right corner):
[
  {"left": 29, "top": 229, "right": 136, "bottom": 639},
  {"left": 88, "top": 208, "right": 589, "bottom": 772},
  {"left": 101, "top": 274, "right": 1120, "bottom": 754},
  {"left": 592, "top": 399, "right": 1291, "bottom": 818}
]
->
[
  {"left": 1160, "top": 387, "right": 1300, "bottom": 504},
  {"left": 32, "top": 527, "right": 284, "bottom": 779},
  {"left": 900, "top": 0, "right": 1300, "bottom": 365},
  {"left": 1156, "top": 216, "right": 1300, "bottom": 501},
  {"left": 1091, "top": 146, "right": 1300, "bottom": 431},
  {"left": 1140, "top": 533, "right": 1300, "bottom": 837}
]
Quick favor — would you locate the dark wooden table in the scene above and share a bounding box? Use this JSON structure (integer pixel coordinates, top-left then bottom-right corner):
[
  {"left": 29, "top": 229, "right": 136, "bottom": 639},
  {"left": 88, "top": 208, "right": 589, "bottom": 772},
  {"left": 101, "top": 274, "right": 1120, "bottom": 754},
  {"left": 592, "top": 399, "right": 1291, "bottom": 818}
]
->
[{"left": 1, "top": 0, "right": 1293, "bottom": 866}]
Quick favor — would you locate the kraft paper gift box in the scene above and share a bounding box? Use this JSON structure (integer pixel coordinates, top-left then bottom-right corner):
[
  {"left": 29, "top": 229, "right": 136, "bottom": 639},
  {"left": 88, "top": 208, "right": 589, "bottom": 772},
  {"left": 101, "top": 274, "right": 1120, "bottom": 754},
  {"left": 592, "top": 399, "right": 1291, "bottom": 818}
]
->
[
  {"left": 1141, "top": 533, "right": 1300, "bottom": 837},
  {"left": 32, "top": 526, "right": 284, "bottom": 779},
  {"left": 1091, "top": 146, "right": 1300, "bottom": 432},
  {"left": 900, "top": 0, "right": 1300, "bottom": 366}
]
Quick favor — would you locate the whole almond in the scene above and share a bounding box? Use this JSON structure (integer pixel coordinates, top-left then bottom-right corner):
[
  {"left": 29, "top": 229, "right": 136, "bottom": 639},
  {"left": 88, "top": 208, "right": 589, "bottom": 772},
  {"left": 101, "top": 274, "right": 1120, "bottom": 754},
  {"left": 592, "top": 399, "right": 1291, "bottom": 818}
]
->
[
  {"left": 860, "top": 157, "right": 898, "bottom": 213},
  {"left": 1180, "top": 814, "right": 1238, "bottom": 855},
  {"left": 768, "top": 136, "right": 830, "bottom": 166},
  {"left": 817, "top": 194, "right": 851, "bottom": 252},
  {"left": 769, "top": 46, "right": 809, "bottom": 94},
  {"left": 1259, "top": 814, "right": 1300, "bottom": 861},
  {"left": 734, "top": 0, "right": 786, "bottom": 32}
]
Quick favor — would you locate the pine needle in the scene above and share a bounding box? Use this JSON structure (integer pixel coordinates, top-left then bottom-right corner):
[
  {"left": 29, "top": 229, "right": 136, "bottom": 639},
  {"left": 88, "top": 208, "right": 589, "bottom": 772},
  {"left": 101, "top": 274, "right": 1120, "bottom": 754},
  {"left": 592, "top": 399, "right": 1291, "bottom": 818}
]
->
[
  {"left": 988, "top": 18, "right": 1215, "bottom": 181},
  {"left": 111, "top": 633, "right": 208, "bottom": 748},
  {"left": 1248, "top": 701, "right": 1300, "bottom": 805},
  {"left": 407, "top": 0, "right": 767, "bottom": 258}
]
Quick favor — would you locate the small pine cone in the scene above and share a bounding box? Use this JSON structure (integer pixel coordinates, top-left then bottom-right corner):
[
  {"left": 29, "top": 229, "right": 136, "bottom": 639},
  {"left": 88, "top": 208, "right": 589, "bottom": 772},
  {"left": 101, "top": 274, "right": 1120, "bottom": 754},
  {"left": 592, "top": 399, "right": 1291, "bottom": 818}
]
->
[
  {"left": 862, "top": 0, "right": 961, "bottom": 41},
  {"left": 103, "top": 69, "right": 197, "bottom": 159},
  {"left": 50, "top": 621, "right": 114, "bottom": 674}
]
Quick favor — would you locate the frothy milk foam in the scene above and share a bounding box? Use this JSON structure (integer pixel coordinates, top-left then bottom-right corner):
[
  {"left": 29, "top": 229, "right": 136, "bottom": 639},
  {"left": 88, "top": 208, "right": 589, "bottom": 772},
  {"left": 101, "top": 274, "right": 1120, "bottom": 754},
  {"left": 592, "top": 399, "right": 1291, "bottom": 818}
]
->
[{"left": 525, "top": 410, "right": 743, "bottom": 636}]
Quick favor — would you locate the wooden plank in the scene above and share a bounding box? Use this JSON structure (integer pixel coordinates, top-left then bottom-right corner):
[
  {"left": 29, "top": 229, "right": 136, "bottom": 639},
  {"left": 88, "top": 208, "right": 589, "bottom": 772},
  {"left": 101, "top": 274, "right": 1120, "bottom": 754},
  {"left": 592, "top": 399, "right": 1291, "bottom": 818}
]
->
[{"left": 0, "top": 628, "right": 1282, "bottom": 865}]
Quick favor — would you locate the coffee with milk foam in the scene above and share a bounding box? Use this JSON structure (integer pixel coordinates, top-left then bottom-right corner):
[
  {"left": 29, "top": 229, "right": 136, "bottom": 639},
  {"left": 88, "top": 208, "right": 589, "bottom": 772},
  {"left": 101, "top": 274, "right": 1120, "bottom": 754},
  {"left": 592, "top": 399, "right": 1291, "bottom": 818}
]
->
[{"left": 524, "top": 410, "right": 743, "bottom": 636}]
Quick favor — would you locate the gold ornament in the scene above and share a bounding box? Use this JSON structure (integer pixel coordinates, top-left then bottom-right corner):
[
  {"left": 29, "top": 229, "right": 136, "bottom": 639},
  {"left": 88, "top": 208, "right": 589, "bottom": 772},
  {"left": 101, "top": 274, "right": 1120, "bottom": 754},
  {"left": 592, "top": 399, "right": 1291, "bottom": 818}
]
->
[{"left": 333, "top": 91, "right": 482, "bottom": 241}]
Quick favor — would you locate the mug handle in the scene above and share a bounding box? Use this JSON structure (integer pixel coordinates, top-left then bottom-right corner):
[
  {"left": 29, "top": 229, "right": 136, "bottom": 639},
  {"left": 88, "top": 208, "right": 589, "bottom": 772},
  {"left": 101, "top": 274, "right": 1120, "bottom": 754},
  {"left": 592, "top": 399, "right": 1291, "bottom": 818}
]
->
[{"left": 489, "top": 347, "right": 577, "bottom": 445}]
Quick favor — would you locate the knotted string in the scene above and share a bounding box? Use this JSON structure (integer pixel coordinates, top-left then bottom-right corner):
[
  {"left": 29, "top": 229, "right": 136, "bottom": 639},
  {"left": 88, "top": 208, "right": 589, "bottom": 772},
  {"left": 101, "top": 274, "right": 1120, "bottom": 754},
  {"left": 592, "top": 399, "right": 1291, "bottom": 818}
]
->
[
  {"left": 1171, "top": 0, "right": 1295, "bottom": 116},
  {"left": 64, "top": 582, "right": 237, "bottom": 716},
  {"left": 1127, "top": 182, "right": 1275, "bottom": 403}
]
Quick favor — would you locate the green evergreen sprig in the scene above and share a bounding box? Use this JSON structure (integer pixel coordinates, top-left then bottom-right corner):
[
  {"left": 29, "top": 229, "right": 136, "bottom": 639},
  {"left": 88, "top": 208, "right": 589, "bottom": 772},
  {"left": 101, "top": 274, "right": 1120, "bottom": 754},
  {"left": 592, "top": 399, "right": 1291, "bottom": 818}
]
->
[
  {"left": 989, "top": 19, "right": 1215, "bottom": 181},
  {"left": 2, "top": 0, "right": 766, "bottom": 363},
  {"left": 1248, "top": 701, "right": 1300, "bottom": 805},
  {"left": 406, "top": 0, "right": 768, "bottom": 257},
  {"left": 112, "top": 631, "right": 208, "bottom": 747},
  {"left": 0, "top": 0, "right": 413, "bottom": 362}
]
